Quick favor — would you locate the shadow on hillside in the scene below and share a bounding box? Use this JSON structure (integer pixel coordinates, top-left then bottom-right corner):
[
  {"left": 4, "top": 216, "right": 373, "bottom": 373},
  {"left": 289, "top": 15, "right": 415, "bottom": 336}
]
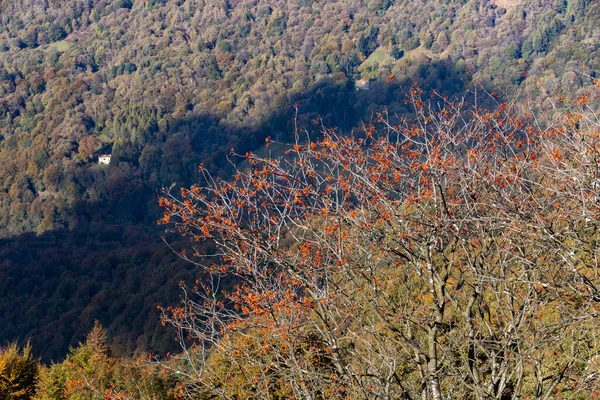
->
[
  {"left": 69, "top": 57, "right": 475, "bottom": 230},
  {"left": 0, "top": 226, "right": 198, "bottom": 363},
  {"left": 0, "top": 58, "right": 480, "bottom": 363}
]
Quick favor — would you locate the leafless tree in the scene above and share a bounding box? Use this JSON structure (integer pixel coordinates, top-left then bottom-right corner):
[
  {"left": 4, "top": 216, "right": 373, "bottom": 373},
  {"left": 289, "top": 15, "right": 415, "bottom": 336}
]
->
[{"left": 160, "top": 84, "right": 600, "bottom": 400}]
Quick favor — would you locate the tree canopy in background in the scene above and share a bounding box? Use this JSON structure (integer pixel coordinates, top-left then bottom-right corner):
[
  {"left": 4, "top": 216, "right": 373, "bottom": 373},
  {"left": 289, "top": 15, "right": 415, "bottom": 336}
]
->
[{"left": 0, "top": 0, "right": 598, "bottom": 237}]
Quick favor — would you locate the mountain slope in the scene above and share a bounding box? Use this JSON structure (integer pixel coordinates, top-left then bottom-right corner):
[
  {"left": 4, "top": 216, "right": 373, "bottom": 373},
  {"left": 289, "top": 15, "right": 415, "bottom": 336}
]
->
[
  {"left": 0, "top": 0, "right": 599, "bottom": 360},
  {"left": 1, "top": 0, "right": 598, "bottom": 237}
]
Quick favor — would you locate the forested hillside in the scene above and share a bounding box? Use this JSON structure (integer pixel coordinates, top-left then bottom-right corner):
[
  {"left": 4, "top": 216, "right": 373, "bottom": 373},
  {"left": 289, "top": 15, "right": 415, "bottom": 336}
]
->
[
  {"left": 1, "top": 0, "right": 598, "bottom": 236},
  {"left": 3, "top": 81, "right": 600, "bottom": 399},
  {"left": 1, "top": 0, "right": 599, "bottom": 363},
  {"left": 0, "top": 227, "right": 195, "bottom": 360}
]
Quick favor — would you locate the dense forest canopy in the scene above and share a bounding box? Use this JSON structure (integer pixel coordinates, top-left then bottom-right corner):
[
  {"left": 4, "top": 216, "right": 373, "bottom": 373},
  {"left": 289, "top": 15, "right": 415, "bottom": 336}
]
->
[
  {"left": 0, "top": 0, "right": 599, "bottom": 367},
  {"left": 0, "top": 0, "right": 598, "bottom": 237}
]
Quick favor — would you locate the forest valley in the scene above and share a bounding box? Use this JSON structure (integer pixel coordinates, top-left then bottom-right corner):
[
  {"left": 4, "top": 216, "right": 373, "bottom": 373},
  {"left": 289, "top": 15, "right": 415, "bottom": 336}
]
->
[{"left": 1, "top": 0, "right": 600, "bottom": 398}]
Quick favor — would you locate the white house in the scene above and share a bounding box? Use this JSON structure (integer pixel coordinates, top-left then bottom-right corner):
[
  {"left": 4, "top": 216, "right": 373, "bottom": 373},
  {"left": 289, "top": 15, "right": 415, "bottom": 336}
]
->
[{"left": 98, "top": 154, "right": 111, "bottom": 165}]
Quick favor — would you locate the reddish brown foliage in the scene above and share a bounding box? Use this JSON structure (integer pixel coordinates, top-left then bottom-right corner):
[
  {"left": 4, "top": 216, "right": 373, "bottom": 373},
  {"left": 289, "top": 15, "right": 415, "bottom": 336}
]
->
[{"left": 160, "top": 86, "right": 600, "bottom": 399}]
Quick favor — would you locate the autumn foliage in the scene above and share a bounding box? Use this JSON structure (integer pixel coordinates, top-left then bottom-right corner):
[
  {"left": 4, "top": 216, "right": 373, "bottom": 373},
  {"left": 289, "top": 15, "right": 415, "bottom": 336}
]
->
[
  {"left": 0, "top": 343, "right": 38, "bottom": 400},
  {"left": 159, "top": 85, "right": 600, "bottom": 399},
  {"left": 34, "top": 322, "right": 177, "bottom": 400}
]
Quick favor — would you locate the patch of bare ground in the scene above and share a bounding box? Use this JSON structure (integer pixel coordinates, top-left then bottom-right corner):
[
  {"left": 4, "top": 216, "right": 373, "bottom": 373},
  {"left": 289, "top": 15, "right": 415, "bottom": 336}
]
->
[{"left": 492, "top": 0, "right": 521, "bottom": 9}]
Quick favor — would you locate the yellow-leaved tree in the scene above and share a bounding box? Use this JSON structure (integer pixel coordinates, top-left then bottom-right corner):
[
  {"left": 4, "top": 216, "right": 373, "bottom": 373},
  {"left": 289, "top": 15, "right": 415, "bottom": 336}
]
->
[{"left": 0, "top": 343, "right": 38, "bottom": 400}]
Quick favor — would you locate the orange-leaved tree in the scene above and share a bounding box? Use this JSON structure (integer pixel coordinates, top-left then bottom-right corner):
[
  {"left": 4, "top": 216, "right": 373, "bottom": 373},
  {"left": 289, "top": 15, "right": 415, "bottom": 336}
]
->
[{"left": 159, "top": 84, "right": 600, "bottom": 399}]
